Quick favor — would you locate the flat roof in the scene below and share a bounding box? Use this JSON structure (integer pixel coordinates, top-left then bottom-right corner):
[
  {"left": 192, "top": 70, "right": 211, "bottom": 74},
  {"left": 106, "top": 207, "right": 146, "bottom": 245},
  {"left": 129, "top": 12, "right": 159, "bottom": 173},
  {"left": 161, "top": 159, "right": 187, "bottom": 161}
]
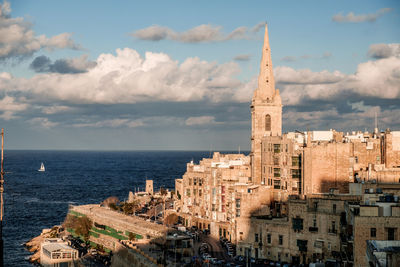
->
[{"left": 43, "top": 243, "right": 74, "bottom": 252}]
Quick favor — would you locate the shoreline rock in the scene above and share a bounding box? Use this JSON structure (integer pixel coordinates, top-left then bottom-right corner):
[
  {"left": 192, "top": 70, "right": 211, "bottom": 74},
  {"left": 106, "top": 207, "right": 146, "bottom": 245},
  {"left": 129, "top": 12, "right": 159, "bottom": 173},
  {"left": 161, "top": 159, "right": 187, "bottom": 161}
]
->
[{"left": 24, "top": 226, "right": 62, "bottom": 265}]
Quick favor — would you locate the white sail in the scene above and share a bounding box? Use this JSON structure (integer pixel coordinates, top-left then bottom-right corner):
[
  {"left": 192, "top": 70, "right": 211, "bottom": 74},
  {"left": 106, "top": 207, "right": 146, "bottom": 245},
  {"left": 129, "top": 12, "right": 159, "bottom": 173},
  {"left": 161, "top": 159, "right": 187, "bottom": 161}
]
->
[{"left": 38, "top": 162, "right": 45, "bottom": 172}]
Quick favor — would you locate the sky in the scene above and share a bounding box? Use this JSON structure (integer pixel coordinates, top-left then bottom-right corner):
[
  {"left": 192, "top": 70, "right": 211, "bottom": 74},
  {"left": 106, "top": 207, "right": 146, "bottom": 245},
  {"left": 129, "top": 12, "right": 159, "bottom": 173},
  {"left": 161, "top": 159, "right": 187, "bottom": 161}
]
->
[{"left": 0, "top": 0, "right": 399, "bottom": 150}]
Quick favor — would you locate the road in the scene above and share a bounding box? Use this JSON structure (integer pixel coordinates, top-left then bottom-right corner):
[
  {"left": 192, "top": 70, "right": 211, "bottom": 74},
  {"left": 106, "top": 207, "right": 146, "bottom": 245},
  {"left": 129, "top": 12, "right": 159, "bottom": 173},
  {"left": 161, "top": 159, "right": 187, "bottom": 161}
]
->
[{"left": 200, "top": 234, "right": 232, "bottom": 262}]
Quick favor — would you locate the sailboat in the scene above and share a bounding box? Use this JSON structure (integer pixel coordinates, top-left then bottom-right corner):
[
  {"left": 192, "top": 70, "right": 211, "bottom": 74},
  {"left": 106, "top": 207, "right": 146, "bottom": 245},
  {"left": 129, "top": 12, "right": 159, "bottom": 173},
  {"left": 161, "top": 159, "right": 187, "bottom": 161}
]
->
[{"left": 38, "top": 162, "right": 45, "bottom": 172}]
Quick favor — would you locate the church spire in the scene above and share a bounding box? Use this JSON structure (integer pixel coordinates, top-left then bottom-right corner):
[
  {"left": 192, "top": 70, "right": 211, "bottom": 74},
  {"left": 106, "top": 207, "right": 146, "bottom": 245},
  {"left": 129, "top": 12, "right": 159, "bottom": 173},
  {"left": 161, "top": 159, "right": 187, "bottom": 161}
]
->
[{"left": 256, "top": 23, "right": 275, "bottom": 100}]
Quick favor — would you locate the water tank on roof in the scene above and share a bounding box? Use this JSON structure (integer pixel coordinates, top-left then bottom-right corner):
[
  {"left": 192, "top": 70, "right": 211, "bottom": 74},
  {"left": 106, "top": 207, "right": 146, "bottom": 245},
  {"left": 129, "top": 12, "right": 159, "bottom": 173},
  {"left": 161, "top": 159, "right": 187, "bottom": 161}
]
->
[
  {"left": 369, "top": 188, "right": 374, "bottom": 193},
  {"left": 394, "top": 196, "right": 399, "bottom": 203},
  {"left": 376, "top": 188, "right": 383, "bottom": 194}
]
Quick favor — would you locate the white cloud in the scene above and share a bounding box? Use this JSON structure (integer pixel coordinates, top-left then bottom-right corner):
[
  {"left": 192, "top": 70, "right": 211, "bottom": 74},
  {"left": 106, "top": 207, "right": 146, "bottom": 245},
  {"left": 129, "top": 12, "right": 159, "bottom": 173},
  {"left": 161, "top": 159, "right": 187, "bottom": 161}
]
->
[
  {"left": 41, "top": 105, "right": 73, "bottom": 114},
  {"left": 0, "top": 95, "right": 28, "bottom": 120},
  {"left": 276, "top": 67, "right": 345, "bottom": 85},
  {"left": 0, "top": 1, "right": 80, "bottom": 61},
  {"left": 368, "top": 43, "right": 400, "bottom": 59},
  {"left": 332, "top": 8, "right": 392, "bottom": 23},
  {"left": 132, "top": 22, "right": 265, "bottom": 43},
  {"left": 29, "top": 117, "right": 58, "bottom": 128},
  {"left": 276, "top": 53, "right": 400, "bottom": 105},
  {"left": 30, "top": 54, "right": 96, "bottom": 73},
  {"left": 185, "top": 116, "right": 216, "bottom": 126},
  {"left": 0, "top": 48, "right": 249, "bottom": 104},
  {"left": 73, "top": 118, "right": 144, "bottom": 128},
  {"left": 284, "top": 104, "right": 400, "bottom": 132},
  {"left": 233, "top": 54, "right": 251, "bottom": 61}
]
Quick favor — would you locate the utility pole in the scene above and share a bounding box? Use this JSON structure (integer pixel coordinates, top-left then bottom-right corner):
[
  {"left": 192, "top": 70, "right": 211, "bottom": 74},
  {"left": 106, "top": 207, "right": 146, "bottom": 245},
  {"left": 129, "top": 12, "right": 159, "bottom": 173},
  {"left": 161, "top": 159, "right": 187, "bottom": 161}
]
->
[{"left": 0, "top": 128, "right": 4, "bottom": 267}]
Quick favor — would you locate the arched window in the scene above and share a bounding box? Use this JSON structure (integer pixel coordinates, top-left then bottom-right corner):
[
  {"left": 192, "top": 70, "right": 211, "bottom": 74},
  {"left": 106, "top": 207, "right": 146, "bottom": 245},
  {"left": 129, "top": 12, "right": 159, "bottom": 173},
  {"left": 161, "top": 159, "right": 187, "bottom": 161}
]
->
[{"left": 265, "top": 114, "right": 271, "bottom": 131}]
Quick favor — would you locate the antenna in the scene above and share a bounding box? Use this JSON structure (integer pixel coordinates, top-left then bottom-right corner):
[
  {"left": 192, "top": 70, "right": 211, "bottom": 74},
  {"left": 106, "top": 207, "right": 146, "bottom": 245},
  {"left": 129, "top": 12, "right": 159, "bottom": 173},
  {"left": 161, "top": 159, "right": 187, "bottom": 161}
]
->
[
  {"left": 238, "top": 146, "right": 241, "bottom": 154},
  {"left": 0, "top": 128, "right": 4, "bottom": 266}
]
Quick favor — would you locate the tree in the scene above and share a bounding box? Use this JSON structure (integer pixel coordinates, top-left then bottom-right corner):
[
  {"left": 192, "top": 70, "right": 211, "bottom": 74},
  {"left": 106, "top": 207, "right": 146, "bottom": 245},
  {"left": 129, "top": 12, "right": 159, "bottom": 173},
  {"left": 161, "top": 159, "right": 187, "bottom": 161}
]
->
[
  {"left": 101, "top": 196, "right": 119, "bottom": 208},
  {"left": 75, "top": 216, "right": 92, "bottom": 241},
  {"left": 63, "top": 214, "right": 78, "bottom": 229},
  {"left": 160, "top": 187, "right": 167, "bottom": 195},
  {"left": 128, "top": 232, "right": 136, "bottom": 241},
  {"left": 122, "top": 200, "right": 140, "bottom": 215},
  {"left": 109, "top": 202, "right": 118, "bottom": 211}
]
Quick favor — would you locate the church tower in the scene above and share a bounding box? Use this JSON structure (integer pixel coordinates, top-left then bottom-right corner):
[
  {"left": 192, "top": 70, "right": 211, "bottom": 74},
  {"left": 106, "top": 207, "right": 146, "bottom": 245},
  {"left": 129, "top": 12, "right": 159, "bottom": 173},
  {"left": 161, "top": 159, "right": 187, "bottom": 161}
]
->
[{"left": 251, "top": 24, "right": 282, "bottom": 184}]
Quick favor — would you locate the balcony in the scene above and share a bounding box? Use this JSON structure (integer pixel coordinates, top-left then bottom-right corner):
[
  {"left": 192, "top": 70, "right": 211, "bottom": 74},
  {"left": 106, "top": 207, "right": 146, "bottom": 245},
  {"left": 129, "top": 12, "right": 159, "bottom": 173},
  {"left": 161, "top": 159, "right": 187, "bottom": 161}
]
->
[
  {"left": 309, "top": 227, "right": 318, "bottom": 233},
  {"left": 328, "top": 228, "right": 338, "bottom": 235}
]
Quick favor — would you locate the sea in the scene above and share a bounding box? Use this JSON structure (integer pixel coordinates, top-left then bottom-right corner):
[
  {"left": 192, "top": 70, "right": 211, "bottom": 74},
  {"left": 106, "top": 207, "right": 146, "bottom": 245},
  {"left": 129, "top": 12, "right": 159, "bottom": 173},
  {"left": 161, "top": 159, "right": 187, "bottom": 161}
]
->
[{"left": 3, "top": 150, "right": 243, "bottom": 266}]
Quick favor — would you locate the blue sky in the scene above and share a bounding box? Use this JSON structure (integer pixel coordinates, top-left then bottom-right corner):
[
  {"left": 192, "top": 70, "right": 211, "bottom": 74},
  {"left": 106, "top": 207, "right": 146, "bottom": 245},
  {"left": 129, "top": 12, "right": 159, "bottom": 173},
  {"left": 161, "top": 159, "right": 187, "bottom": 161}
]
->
[{"left": 0, "top": 0, "right": 399, "bottom": 150}]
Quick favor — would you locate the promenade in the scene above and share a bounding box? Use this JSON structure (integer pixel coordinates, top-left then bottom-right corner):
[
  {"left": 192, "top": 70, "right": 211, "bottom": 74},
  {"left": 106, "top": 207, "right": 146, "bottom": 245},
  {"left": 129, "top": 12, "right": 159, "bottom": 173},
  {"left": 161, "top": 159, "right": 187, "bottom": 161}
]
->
[{"left": 71, "top": 204, "right": 168, "bottom": 239}]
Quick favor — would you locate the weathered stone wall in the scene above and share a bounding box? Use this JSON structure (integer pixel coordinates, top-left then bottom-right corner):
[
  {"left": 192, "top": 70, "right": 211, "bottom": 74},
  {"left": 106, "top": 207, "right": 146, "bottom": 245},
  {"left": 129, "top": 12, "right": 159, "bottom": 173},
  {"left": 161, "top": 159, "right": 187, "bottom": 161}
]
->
[
  {"left": 385, "top": 131, "right": 400, "bottom": 168},
  {"left": 261, "top": 135, "right": 302, "bottom": 199},
  {"left": 71, "top": 205, "right": 167, "bottom": 240},
  {"left": 304, "top": 142, "right": 352, "bottom": 194},
  {"left": 111, "top": 242, "right": 160, "bottom": 267},
  {"left": 354, "top": 216, "right": 400, "bottom": 267}
]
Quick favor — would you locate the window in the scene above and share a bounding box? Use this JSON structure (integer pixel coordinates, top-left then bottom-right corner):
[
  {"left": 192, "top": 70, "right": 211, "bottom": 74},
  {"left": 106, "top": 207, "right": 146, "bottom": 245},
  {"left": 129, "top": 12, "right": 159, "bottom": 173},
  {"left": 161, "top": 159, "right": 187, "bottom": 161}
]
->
[
  {"left": 212, "top": 204, "right": 216, "bottom": 211},
  {"left": 193, "top": 178, "right": 197, "bottom": 185},
  {"left": 333, "top": 204, "right": 337, "bottom": 214},
  {"left": 292, "top": 218, "right": 304, "bottom": 231},
  {"left": 235, "top": 199, "right": 241, "bottom": 217},
  {"left": 193, "top": 189, "right": 197, "bottom": 196},
  {"left": 267, "top": 234, "right": 271, "bottom": 243},
  {"left": 186, "top": 189, "right": 191, "bottom": 197},
  {"left": 291, "top": 169, "right": 301, "bottom": 178},
  {"left": 274, "top": 168, "right": 281, "bottom": 177},
  {"left": 199, "top": 189, "right": 202, "bottom": 197},
  {"left": 313, "top": 219, "right": 317, "bottom": 228},
  {"left": 279, "top": 235, "right": 283, "bottom": 245},
  {"left": 371, "top": 228, "right": 376, "bottom": 238},
  {"left": 329, "top": 221, "right": 336, "bottom": 233},
  {"left": 274, "top": 144, "right": 281, "bottom": 153},
  {"left": 273, "top": 156, "right": 279, "bottom": 165},
  {"left": 292, "top": 156, "right": 300, "bottom": 166},
  {"left": 199, "top": 178, "right": 203, "bottom": 186},
  {"left": 265, "top": 115, "right": 271, "bottom": 131},
  {"left": 387, "top": 228, "right": 396, "bottom": 240},
  {"left": 188, "top": 178, "right": 192, "bottom": 186},
  {"left": 313, "top": 202, "right": 318, "bottom": 211},
  {"left": 355, "top": 156, "right": 358, "bottom": 164},
  {"left": 314, "top": 240, "right": 323, "bottom": 248},
  {"left": 255, "top": 233, "right": 259, "bottom": 242},
  {"left": 274, "top": 180, "right": 281, "bottom": 189}
]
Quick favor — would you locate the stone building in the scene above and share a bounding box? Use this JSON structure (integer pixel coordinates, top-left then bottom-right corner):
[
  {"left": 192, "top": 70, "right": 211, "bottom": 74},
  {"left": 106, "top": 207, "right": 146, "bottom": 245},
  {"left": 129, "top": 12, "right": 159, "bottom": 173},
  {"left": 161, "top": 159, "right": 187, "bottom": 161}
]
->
[
  {"left": 175, "top": 152, "right": 264, "bottom": 242},
  {"left": 343, "top": 182, "right": 400, "bottom": 266},
  {"left": 236, "top": 192, "right": 360, "bottom": 265},
  {"left": 173, "top": 23, "right": 400, "bottom": 266},
  {"left": 251, "top": 24, "right": 282, "bottom": 185},
  {"left": 40, "top": 238, "right": 79, "bottom": 267}
]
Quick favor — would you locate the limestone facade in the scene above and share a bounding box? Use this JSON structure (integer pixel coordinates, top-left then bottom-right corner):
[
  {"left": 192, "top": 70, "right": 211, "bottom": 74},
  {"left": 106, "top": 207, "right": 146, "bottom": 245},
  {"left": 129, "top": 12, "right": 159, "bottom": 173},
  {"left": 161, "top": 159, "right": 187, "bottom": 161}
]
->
[
  {"left": 173, "top": 23, "right": 400, "bottom": 266},
  {"left": 251, "top": 24, "right": 282, "bottom": 185}
]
